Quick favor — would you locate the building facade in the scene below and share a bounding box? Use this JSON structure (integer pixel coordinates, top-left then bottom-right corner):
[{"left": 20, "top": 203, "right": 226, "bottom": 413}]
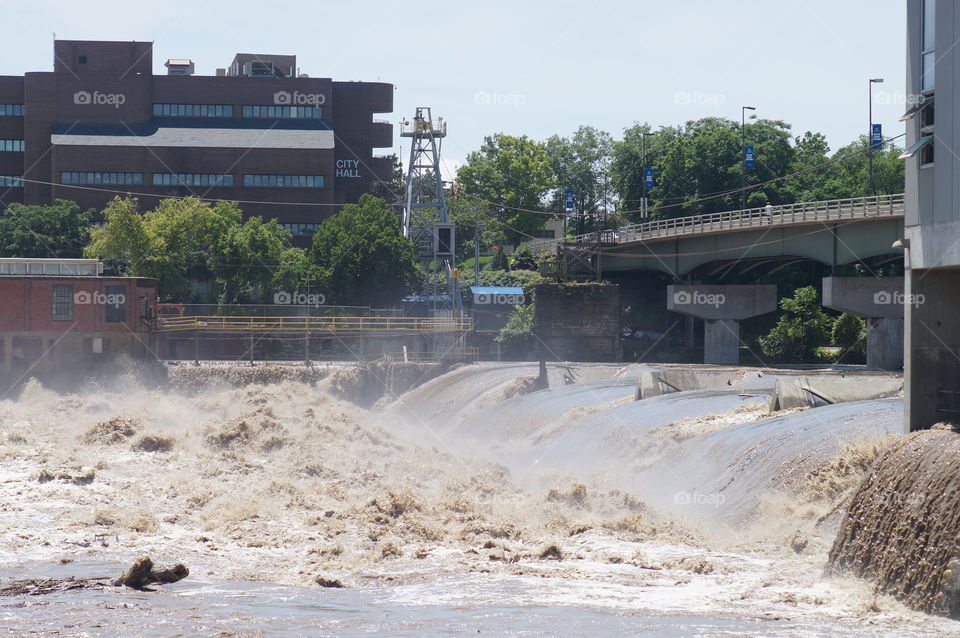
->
[
  {"left": 0, "top": 258, "right": 158, "bottom": 375},
  {"left": 0, "top": 40, "right": 394, "bottom": 239},
  {"left": 904, "top": 0, "right": 960, "bottom": 430}
]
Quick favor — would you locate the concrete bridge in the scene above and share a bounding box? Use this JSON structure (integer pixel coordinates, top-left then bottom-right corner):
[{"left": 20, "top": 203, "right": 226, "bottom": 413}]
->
[
  {"left": 529, "top": 194, "right": 906, "bottom": 369},
  {"left": 529, "top": 193, "right": 904, "bottom": 277}
]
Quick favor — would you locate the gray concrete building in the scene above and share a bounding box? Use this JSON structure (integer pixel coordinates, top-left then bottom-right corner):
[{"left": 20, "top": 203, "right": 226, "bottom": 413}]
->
[{"left": 904, "top": 0, "right": 960, "bottom": 430}]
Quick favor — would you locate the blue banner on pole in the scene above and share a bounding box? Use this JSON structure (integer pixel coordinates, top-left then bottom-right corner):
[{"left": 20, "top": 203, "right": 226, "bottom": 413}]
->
[
  {"left": 871, "top": 123, "right": 883, "bottom": 151},
  {"left": 744, "top": 145, "right": 755, "bottom": 170},
  {"left": 644, "top": 168, "right": 654, "bottom": 190},
  {"left": 564, "top": 188, "right": 574, "bottom": 211}
]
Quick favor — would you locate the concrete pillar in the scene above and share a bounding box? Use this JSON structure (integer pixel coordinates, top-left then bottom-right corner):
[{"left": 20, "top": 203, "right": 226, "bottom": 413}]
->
[
  {"left": 822, "top": 277, "right": 905, "bottom": 370},
  {"left": 866, "top": 317, "right": 904, "bottom": 370},
  {"left": 704, "top": 319, "right": 740, "bottom": 365},
  {"left": 667, "top": 285, "right": 777, "bottom": 365},
  {"left": 905, "top": 269, "right": 960, "bottom": 431}
]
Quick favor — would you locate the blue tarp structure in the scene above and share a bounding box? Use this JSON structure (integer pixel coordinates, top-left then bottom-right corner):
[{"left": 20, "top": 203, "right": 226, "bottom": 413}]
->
[{"left": 468, "top": 286, "right": 524, "bottom": 296}]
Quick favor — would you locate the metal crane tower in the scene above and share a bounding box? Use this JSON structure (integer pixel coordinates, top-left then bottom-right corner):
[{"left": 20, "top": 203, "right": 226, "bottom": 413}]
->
[{"left": 400, "top": 107, "right": 461, "bottom": 314}]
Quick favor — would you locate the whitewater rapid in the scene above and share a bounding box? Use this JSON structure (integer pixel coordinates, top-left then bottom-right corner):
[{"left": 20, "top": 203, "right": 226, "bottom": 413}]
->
[{"left": 0, "top": 364, "right": 957, "bottom": 636}]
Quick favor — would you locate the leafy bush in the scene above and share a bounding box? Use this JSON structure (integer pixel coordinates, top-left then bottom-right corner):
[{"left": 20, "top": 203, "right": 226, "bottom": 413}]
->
[
  {"left": 832, "top": 312, "right": 866, "bottom": 363},
  {"left": 496, "top": 304, "right": 535, "bottom": 359},
  {"left": 759, "top": 286, "right": 834, "bottom": 363}
]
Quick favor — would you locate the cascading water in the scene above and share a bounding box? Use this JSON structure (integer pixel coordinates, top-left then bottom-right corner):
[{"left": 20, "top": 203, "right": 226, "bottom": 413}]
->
[{"left": 0, "top": 365, "right": 957, "bottom": 636}]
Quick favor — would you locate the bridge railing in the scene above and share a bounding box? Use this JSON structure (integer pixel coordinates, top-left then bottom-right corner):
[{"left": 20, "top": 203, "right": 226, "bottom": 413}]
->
[
  {"left": 527, "top": 193, "right": 904, "bottom": 253},
  {"left": 155, "top": 315, "right": 472, "bottom": 333}
]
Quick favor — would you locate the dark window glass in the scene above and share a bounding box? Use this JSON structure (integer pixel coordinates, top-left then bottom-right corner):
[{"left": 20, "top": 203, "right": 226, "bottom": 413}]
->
[
  {"left": 53, "top": 285, "right": 73, "bottom": 321},
  {"left": 105, "top": 286, "right": 126, "bottom": 323}
]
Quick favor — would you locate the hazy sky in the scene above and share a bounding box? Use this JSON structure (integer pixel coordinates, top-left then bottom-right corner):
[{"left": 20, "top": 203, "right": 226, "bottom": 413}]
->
[{"left": 0, "top": 0, "right": 907, "bottom": 175}]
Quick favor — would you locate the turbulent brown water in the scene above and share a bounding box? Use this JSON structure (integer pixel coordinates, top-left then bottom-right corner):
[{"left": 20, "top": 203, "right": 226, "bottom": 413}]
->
[
  {"left": 829, "top": 426, "right": 960, "bottom": 617},
  {"left": 0, "top": 377, "right": 697, "bottom": 588},
  {"left": 1, "top": 367, "right": 959, "bottom": 635}
]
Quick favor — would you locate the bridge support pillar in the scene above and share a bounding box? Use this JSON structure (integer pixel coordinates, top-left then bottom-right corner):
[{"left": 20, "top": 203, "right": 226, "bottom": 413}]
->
[
  {"left": 822, "top": 277, "right": 904, "bottom": 370},
  {"left": 667, "top": 285, "right": 777, "bottom": 365},
  {"left": 703, "top": 319, "right": 741, "bottom": 365}
]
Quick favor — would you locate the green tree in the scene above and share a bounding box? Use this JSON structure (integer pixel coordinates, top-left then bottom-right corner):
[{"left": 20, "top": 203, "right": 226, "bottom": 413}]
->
[
  {"left": 496, "top": 303, "right": 534, "bottom": 359},
  {"left": 612, "top": 117, "right": 793, "bottom": 220},
  {"left": 271, "top": 246, "right": 320, "bottom": 298},
  {"left": 211, "top": 217, "right": 292, "bottom": 303},
  {"left": 447, "top": 194, "right": 507, "bottom": 265},
  {"left": 84, "top": 197, "right": 153, "bottom": 277},
  {"left": 832, "top": 312, "right": 867, "bottom": 363},
  {"left": 456, "top": 134, "right": 555, "bottom": 243},
  {"left": 759, "top": 286, "right": 834, "bottom": 362},
  {"left": 545, "top": 126, "right": 615, "bottom": 232},
  {"left": 311, "top": 194, "right": 419, "bottom": 307},
  {"left": 0, "top": 199, "right": 93, "bottom": 258},
  {"left": 85, "top": 196, "right": 273, "bottom": 302}
]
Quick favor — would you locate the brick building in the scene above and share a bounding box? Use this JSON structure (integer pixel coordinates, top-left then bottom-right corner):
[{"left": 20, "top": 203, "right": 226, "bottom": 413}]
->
[
  {"left": 0, "top": 258, "right": 158, "bottom": 374},
  {"left": 0, "top": 40, "right": 394, "bottom": 239}
]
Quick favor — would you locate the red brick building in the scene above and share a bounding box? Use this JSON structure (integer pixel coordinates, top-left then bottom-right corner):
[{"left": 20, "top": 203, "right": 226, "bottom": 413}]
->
[{"left": 0, "top": 258, "right": 158, "bottom": 374}]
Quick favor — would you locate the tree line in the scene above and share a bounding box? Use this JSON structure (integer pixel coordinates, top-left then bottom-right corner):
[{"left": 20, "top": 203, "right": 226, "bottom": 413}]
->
[
  {"left": 448, "top": 117, "right": 905, "bottom": 256},
  {"left": 0, "top": 195, "right": 417, "bottom": 307}
]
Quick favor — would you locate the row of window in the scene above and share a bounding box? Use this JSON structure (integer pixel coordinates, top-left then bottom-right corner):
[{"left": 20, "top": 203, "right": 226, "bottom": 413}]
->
[
  {"left": 153, "top": 103, "right": 233, "bottom": 118},
  {"left": 0, "top": 140, "right": 24, "bottom": 152},
  {"left": 61, "top": 172, "right": 144, "bottom": 185},
  {"left": 243, "top": 174, "right": 324, "bottom": 188},
  {"left": 281, "top": 223, "right": 319, "bottom": 237},
  {"left": 0, "top": 104, "right": 23, "bottom": 116},
  {"left": 52, "top": 284, "right": 126, "bottom": 323},
  {"left": 58, "top": 172, "right": 326, "bottom": 189},
  {"left": 152, "top": 104, "right": 324, "bottom": 119},
  {"left": 241, "top": 105, "right": 324, "bottom": 119},
  {"left": 0, "top": 176, "right": 23, "bottom": 187},
  {"left": 152, "top": 173, "right": 234, "bottom": 186}
]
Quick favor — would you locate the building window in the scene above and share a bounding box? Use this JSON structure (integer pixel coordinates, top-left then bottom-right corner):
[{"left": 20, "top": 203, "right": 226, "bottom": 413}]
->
[
  {"left": 0, "top": 140, "right": 24, "bottom": 152},
  {"left": 152, "top": 103, "right": 234, "bottom": 118},
  {"left": 61, "top": 172, "right": 143, "bottom": 185},
  {"left": 105, "top": 285, "right": 126, "bottom": 323},
  {"left": 0, "top": 105, "right": 23, "bottom": 116},
  {"left": 0, "top": 176, "right": 23, "bottom": 187},
  {"left": 242, "top": 175, "right": 324, "bottom": 188},
  {"left": 52, "top": 285, "right": 73, "bottom": 321},
  {"left": 241, "top": 105, "right": 324, "bottom": 119},
  {"left": 78, "top": 55, "right": 87, "bottom": 64},
  {"left": 280, "top": 223, "right": 319, "bottom": 237},
  {"left": 922, "top": 0, "right": 935, "bottom": 93},
  {"left": 152, "top": 173, "right": 234, "bottom": 187},
  {"left": 921, "top": 140, "right": 935, "bottom": 166}
]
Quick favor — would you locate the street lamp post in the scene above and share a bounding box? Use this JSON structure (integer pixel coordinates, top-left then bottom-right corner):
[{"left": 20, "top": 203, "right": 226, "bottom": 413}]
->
[
  {"left": 741, "top": 106, "right": 756, "bottom": 210},
  {"left": 869, "top": 78, "right": 884, "bottom": 196},
  {"left": 641, "top": 131, "right": 654, "bottom": 218}
]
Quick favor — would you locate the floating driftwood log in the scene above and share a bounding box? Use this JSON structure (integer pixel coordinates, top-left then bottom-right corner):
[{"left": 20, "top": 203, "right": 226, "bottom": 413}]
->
[
  {"left": 111, "top": 556, "right": 189, "bottom": 589},
  {"left": 0, "top": 556, "right": 189, "bottom": 596}
]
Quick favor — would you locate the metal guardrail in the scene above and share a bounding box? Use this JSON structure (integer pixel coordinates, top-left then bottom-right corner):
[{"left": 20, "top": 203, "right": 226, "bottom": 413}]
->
[
  {"left": 382, "top": 348, "right": 479, "bottom": 362},
  {"left": 154, "top": 315, "right": 472, "bottom": 333},
  {"left": 527, "top": 193, "right": 905, "bottom": 253}
]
